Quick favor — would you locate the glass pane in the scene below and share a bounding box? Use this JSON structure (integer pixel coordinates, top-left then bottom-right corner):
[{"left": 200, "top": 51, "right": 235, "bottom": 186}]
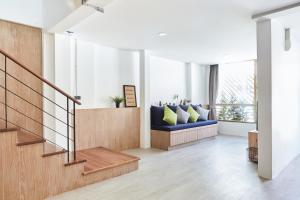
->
[
  {"left": 216, "top": 60, "right": 256, "bottom": 123},
  {"left": 216, "top": 105, "right": 256, "bottom": 123},
  {"left": 217, "top": 61, "right": 255, "bottom": 105}
]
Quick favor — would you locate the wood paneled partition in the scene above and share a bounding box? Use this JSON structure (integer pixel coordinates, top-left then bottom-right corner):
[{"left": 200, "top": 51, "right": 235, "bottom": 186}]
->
[
  {"left": 0, "top": 20, "right": 43, "bottom": 135},
  {"left": 76, "top": 107, "right": 140, "bottom": 151}
]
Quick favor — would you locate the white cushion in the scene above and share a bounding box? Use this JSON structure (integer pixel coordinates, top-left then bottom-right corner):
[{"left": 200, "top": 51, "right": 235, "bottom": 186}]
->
[
  {"left": 176, "top": 106, "right": 190, "bottom": 124},
  {"left": 196, "top": 106, "right": 210, "bottom": 121}
]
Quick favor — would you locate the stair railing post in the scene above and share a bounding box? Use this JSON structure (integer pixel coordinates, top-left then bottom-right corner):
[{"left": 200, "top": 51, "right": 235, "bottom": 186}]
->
[
  {"left": 4, "top": 56, "right": 8, "bottom": 128},
  {"left": 67, "top": 97, "right": 70, "bottom": 162},
  {"left": 73, "top": 102, "right": 76, "bottom": 161}
]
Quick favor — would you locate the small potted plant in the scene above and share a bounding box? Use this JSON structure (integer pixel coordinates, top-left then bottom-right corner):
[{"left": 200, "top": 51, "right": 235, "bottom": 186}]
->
[{"left": 110, "top": 96, "right": 124, "bottom": 108}]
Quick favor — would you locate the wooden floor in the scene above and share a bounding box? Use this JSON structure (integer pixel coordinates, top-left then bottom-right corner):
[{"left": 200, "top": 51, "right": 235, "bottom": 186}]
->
[
  {"left": 77, "top": 147, "right": 140, "bottom": 175},
  {"left": 48, "top": 135, "right": 300, "bottom": 200}
]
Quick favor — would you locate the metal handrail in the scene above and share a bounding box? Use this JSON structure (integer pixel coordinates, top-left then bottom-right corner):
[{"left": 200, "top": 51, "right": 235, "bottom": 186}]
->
[
  {"left": 0, "top": 117, "right": 66, "bottom": 150},
  {"left": 0, "top": 49, "right": 80, "bottom": 162},
  {"left": 0, "top": 101, "right": 73, "bottom": 141},
  {"left": 0, "top": 49, "right": 81, "bottom": 105},
  {"left": 0, "top": 84, "right": 73, "bottom": 128},
  {"left": 0, "top": 67, "right": 71, "bottom": 114}
]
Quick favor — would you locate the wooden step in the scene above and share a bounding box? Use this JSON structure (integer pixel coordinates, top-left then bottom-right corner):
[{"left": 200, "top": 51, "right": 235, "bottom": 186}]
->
[
  {"left": 64, "top": 159, "right": 87, "bottom": 167},
  {"left": 42, "top": 142, "right": 68, "bottom": 157},
  {"left": 76, "top": 147, "right": 140, "bottom": 175},
  {"left": 16, "top": 130, "right": 45, "bottom": 146},
  {"left": 0, "top": 127, "right": 20, "bottom": 133}
]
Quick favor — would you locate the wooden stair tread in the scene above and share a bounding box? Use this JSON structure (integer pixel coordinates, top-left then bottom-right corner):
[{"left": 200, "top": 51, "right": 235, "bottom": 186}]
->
[
  {"left": 64, "top": 159, "right": 87, "bottom": 167},
  {"left": 0, "top": 127, "right": 20, "bottom": 133},
  {"left": 42, "top": 142, "right": 68, "bottom": 157},
  {"left": 76, "top": 147, "right": 140, "bottom": 176},
  {"left": 16, "top": 130, "right": 45, "bottom": 146}
]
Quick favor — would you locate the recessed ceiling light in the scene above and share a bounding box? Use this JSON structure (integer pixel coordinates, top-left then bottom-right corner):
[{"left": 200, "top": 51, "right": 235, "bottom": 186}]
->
[{"left": 157, "top": 32, "right": 167, "bottom": 37}]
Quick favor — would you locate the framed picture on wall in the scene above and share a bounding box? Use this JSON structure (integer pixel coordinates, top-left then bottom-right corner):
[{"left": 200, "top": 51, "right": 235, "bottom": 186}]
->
[{"left": 123, "top": 85, "right": 137, "bottom": 107}]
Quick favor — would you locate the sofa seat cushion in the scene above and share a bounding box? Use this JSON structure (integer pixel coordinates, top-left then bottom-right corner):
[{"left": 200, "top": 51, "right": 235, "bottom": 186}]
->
[{"left": 151, "top": 120, "right": 218, "bottom": 131}]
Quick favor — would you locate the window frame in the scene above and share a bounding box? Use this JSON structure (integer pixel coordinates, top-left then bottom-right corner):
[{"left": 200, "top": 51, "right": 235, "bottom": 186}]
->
[{"left": 216, "top": 60, "right": 257, "bottom": 124}]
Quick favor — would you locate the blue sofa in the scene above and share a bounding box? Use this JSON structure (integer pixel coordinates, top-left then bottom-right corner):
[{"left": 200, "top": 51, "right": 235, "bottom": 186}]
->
[
  {"left": 151, "top": 105, "right": 218, "bottom": 131},
  {"left": 151, "top": 105, "right": 218, "bottom": 150}
]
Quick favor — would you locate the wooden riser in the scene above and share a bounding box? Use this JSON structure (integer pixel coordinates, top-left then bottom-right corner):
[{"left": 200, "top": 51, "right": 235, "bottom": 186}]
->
[{"left": 0, "top": 130, "right": 139, "bottom": 200}]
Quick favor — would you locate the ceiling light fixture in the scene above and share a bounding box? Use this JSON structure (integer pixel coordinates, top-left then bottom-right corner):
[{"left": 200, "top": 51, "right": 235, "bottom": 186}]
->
[
  {"left": 66, "top": 30, "right": 74, "bottom": 36},
  {"left": 85, "top": 3, "right": 104, "bottom": 13},
  {"left": 157, "top": 32, "right": 167, "bottom": 37},
  {"left": 82, "top": 0, "right": 104, "bottom": 13}
]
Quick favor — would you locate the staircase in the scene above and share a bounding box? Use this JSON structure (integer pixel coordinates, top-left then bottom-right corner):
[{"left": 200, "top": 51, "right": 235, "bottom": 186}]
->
[
  {"left": 0, "top": 49, "right": 139, "bottom": 200},
  {"left": 0, "top": 48, "right": 81, "bottom": 163}
]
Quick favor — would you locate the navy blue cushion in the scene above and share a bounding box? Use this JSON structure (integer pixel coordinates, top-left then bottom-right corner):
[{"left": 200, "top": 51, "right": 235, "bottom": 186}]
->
[
  {"left": 151, "top": 105, "right": 178, "bottom": 126},
  {"left": 193, "top": 104, "right": 202, "bottom": 110},
  {"left": 150, "top": 106, "right": 165, "bottom": 126},
  {"left": 151, "top": 105, "right": 203, "bottom": 126},
  {"left": 179, "top": 104, "right": 202, "bottom": 111},
  {"left": 152, "top": 120, "right": 217, "bottom": 131},
  {"left": 179, "top": 105, "right": 189, "bottom": 111},
  {"left": 167, "top": 105, "right": 177, "bottom": 113}
]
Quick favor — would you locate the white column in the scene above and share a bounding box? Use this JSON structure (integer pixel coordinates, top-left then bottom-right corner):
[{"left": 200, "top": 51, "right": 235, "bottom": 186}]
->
[
  {"left": 186, "top": 63, "right": 192, "bottom": 101},
  {"left": 139, "top": 50, "right": 151, "bottom": 148},
  {"left": 42, "top": 32, "right": 56, "bottom": 143},
  {"left": 54, "top": 34, "right": 74, "bottom": 149},
  {"left": 257, "top": 19, "right": 273, "bottom": 179}
]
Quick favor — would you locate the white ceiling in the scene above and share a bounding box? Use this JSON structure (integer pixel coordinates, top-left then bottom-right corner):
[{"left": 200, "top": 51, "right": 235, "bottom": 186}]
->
[{"left": 69, "top": 0, "right": 300, "bottom": 64}]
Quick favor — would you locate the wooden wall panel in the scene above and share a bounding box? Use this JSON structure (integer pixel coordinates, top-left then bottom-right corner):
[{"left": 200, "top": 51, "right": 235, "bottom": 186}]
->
[
  {"left": 76, "top": 108, "right": 140, "bottom": 151},
  {"left": 0, "top": 131, "right": 19, "bottom": 200},
  {"left": 0, "top": 20, "right": 43, "bottom": 135},
  {"left": 0, "top": 130, "right": 3, "bottom": 200}
]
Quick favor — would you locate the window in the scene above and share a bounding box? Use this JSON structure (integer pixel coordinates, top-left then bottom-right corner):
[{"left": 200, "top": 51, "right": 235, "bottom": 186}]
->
[{"left": 216, "top": 60, "right": 256, "bottom": 123}]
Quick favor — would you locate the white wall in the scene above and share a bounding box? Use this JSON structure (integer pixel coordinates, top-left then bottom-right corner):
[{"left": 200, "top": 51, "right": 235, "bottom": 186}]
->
[
  {"left": 257, "top": 19, "right": 273, "bottom": 179},
  {"left": 271, "top": 20, "right": 300, "bottom": 178},
  {"left": 140, "top": 50, "right": 151, "bottom": 148},
  {"left": 257, "top": 19, "right": 300, "bottom": 179},
  {"left": 191, "top": 64, "right": 209, "bottom": 105},
  {"left": 0, "top": 0, "right": 43, "bottom": 27},
  {"left": 150, "top": 55, "right": 188, "bottom": 105},
  {"left": 54, "top": 34, "right": 74, "bottom": 149},
  {"left": 43, "top": 33, "right": 56, "bottom": 143},
  {"left": 52, "top": 34, "right": 140, "bottom": 148},
  {"left": 76, "top": 41, "right": 140, "bottom": 108},
  {"left": 77, "top": 40, "right": 96, "bottom": 107},
  {"left": 53, "top": 34, "right": 140, "bottom": 109},
  {"left": 149, "top": 60, "right": 208, "bottom": 106},
  {"left": 218, "top": 122, "right": 256, "bottom": 137}
]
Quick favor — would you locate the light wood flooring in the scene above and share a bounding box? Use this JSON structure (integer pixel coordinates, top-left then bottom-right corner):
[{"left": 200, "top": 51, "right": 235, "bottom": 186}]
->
[{"left": 47, "top": 135, "right": 300, "bottom": 200}]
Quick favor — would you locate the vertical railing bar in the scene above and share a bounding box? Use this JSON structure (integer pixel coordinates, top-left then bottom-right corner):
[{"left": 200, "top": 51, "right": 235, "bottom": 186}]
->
[
  {"left": 73, "top": 102, "right": 76, "bottom": 161},
  {"left": 67, "top": 97, "right": 70, "bottom": 163},
  {"left": 4, "top": 56, "right": 8, "bottom": 128}
]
